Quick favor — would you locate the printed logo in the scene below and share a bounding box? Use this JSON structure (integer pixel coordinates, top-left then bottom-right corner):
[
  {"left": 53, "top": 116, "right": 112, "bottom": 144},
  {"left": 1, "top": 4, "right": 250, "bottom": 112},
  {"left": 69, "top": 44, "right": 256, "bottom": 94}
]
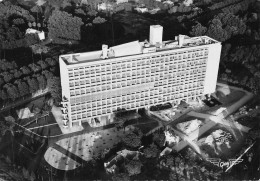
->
[{"left": 206, "top": 158, "right": 243, "bottom": 170}]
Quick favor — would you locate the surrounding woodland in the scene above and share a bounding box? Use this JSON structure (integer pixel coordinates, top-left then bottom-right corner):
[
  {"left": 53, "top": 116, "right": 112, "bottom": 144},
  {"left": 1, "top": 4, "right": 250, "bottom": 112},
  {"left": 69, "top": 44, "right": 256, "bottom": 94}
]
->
[{"left": 0, "top": 0, "right": 260, "bottom": 180}]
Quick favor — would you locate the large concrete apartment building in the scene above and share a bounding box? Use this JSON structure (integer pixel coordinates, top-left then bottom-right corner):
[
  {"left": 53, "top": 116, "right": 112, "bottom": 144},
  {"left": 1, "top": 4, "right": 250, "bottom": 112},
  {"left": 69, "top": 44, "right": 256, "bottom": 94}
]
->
[{"left": 59, "top": 25, "right": 222, "bottom": 128}]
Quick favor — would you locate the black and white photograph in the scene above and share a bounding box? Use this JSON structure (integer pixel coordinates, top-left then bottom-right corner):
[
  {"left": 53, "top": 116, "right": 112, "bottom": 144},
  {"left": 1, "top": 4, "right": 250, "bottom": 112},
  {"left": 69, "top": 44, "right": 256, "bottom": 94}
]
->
[{"left": 0, "top": 0, "right": 260, "bottom": 180}]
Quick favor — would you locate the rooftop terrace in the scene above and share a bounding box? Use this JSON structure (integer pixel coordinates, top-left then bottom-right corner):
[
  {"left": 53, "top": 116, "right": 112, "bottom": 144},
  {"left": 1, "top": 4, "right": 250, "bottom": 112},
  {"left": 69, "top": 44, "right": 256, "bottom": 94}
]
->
[{"left": 60, "top": 31, "right": 219, "bottom": 65}]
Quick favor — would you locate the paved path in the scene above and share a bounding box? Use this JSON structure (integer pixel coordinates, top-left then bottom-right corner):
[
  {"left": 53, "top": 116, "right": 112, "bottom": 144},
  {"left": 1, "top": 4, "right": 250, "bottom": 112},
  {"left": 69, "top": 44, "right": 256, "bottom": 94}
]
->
[
  {"left": 51, "top": 143, "right": 88, "bottom": 165},
  {"left": 0, "top": 92, "right": 49, "bottom": 114}
]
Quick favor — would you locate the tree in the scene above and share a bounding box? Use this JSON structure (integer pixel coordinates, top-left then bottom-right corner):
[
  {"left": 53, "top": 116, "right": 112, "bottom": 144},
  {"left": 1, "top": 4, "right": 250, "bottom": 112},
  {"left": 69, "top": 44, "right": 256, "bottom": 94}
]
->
[
  {"left": 125, "top": 160, "right": 143, "bottom": 176},
  {"left": 36, "top": 74, "right": 47, "bottom": 90},
  {"left": 47, "top": 77, "right": 62, "bottom": 103},
  {"left": 48, "top": 10, "right": 84, "bottom": 41},
  {"left": 0, "top": 59, "right": 17, "bottom": 71},
  {"left": 28, "top": 63, "right": 41, "bottom": 73},
  {"left": 14, "top": 80, "right": 29, "bottom": 97},
  {"left": 20, "top": 66, "right": 31, "bottom": 75},
  {"left": 3, "top": 83, "right": 20, "bottom": 100},
  {"left": 1, "top": 71, "right": 14, "bottom": 83},
  {"left": 31, "top": 44, "right": 50, "bottom": 55},
  {"left": 30, "top": 5, "right": 42, "bottom": 13},
  {"left": 37, "top": 60, "right": 49, "bottom": 70},
  {"left": 189, "top": 22, "right": 207, "bottom": 36},
  {"left": 6, "top": 26, "right": 23, "bottom": 41},
  {"left": 13, "top": 70, "right": 22, "bottom": 78},
  {"left": 45, "top": 58, "right": 57, "bottom": 66},
  {"left": 42, "top": 70, "right": 54, "bottom": 80},
  {"left": 206, "top": 22, "right": 228, "bottom": 42},
  {"left": 75, "top": 8, "right": 86, "bottom": 16},
  {"left": 143, "top": 143, "right": 159, "bottom": 158},
  {"left": 153, "top": 132, "right": 165, "bottom": 148},
  {"left": 25, "top": 34, "right": 39, "bottom": 46},
  {"left": 25, "top": 77, "right": 39, "bottom": 93},
  {"left": 92, "top": 16, "right": 107, "bottom": 24},
  {"left": 122, "top": 131, "right": 142, "bottom": 148},
  {"left": 87, "top": 10, "right": 98, "bottom": 16},
  {"left": 168, "top": 6, "right": 178, "bottom": 14},
  {"left": 12, "top": 18, "right": 25, "bottom": 25},
  {"left": 0, "top": 2, "right": 35, "bottom": 21}
]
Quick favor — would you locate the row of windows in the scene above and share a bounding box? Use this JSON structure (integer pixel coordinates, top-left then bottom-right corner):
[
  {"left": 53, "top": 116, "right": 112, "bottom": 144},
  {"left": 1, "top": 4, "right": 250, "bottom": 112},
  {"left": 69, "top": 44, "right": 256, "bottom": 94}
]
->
[
  {"left": 68, "top": 66, "right": 207, "bottom": 89},
  {"left": 69, "top": 85, "right": 204, "bottom": 107},
  {"left": 67, "top": 48, "right": 209, "bottom": 73},
  {"left": 69, "top": 75, "right": 205, "bottom": 97},
  {"left": 70, "top": 91, "right": 204, "bottom": 120},
  {"left": 68, "top": 56, "right": 207, "bottom": 78},
  {"left": 69, "top": 72, "right": 205, "bottom": 90},
  {"left": 68, "top": 62, "right": 207, "bottom": 83}
]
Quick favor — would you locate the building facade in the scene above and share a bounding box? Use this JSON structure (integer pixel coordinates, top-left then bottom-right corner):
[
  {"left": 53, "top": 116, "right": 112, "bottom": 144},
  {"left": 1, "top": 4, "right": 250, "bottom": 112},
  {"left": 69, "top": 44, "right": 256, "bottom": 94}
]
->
[{"left": 60, "top": 25, "right": 222, "bottom": 128}]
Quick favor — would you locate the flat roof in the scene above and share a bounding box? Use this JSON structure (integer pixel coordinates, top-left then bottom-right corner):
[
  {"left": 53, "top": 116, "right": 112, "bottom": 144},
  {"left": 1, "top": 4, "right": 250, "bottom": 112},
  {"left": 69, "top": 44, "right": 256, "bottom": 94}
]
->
[{"left": 60, "top": 35, "right": 219, "bottom": 65}]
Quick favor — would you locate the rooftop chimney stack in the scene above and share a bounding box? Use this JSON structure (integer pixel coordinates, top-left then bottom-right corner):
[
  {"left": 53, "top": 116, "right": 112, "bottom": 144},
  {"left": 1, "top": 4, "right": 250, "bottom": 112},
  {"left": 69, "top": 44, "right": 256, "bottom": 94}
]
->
[
  {"left": 149, "top": 25, "right": 163, "bottom": 45},
  {"left": 178, "top": 35, "right": 185, "bottom": 47},
  {"left": 101, "top": 44, "right": 108, "bottom": 59}
]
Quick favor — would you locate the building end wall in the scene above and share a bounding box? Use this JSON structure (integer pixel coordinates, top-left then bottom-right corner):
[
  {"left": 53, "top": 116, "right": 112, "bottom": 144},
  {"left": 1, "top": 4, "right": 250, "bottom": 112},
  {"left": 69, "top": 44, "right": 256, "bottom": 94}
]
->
[
  {"left": 59, "top": 57, "right": 70, "bottom": 99},
  {"left": 203, "top": 43, "right": 222, "bottom": 95}
]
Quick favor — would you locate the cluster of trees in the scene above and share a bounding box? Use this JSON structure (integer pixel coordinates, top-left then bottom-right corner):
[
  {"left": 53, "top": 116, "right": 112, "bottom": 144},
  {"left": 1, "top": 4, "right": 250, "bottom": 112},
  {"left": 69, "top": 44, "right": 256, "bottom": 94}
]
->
[
  {"left": 143, "top": 143, "right": 159, "bottom": 158},
  {"left": 48, "top": 10, "right": 84, "bottom": 43},
  {"left": 30, "top": 44, "right": 50, "bottom": 55},
  {"left": 160, "top": 148, "right": 222, "bottom": 180},
  {"left": 112, "top": 127, "right": 224, "bottom": 180},
  {"left": 208, "top": 0, "right": 241, "bottom": 11},
  {"left": 176, "top": 8, "right": 203, "bottom": 22},
  {"left": 0, "top": 1, "right": 35, "bottom": 22},
  {"left": 122, "top": 128, "right": 143, "bottom": 148},
  {"left": 219, "top": 44, "right": 260, "bottom": 94},
  {"left": 221, "top": 0, "right": 255, "bottom": 14},
  {"left": 1, "top": 34, "right": 39, "bottom": 50},
  {"left": 153, "top": 131, "right": 166, "bottom": 147},
  {"left": 0, "top": 57, "right": 58, "bottom": 101},
  {"left": 0, "top": 12, "right": 39, "bottom": 49},
  {"left": 137, "top": 0, "right": 170, "bottom": 10},
  {"left": 190, "top": 13, "right": 246, "bottom": 42},
  {"left": 92, "top": 16, "right": 107, "bottom": 24},
  {"left": 168, "top": 4, "right": 194, "bottom": 14},
  {"left": 47, "top": 76, "right": 62, "bottom": 103},
  {"left": 125, "top": 159, "right": 143, "bottom": 176}
]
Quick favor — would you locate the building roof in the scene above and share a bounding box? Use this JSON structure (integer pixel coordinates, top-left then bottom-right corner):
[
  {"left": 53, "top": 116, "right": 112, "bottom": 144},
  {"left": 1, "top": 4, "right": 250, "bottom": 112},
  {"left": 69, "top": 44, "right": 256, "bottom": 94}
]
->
[{"left": 60, "top": 35, "right": 219, "bottom": 65}]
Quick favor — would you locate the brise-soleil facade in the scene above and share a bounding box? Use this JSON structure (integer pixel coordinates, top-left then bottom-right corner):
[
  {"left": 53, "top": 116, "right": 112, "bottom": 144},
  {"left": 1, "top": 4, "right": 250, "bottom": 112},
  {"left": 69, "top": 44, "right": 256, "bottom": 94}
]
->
[{"left": 59, "top": 25, "right": 222, "bottom": 128}]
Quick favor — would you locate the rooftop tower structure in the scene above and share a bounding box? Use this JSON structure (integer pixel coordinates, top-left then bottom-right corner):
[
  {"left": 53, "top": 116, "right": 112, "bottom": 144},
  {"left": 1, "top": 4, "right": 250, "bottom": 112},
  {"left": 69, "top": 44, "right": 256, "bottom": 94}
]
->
[{"left": 149, "top": 25, "right": 163, "bottom": 45}]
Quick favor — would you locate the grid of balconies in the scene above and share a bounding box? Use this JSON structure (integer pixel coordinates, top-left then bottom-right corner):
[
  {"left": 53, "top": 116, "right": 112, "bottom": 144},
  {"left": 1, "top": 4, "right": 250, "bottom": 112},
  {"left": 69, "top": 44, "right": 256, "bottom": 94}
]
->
[{"left": 65, "top": 47, "right": 209, "bottom": 123}]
